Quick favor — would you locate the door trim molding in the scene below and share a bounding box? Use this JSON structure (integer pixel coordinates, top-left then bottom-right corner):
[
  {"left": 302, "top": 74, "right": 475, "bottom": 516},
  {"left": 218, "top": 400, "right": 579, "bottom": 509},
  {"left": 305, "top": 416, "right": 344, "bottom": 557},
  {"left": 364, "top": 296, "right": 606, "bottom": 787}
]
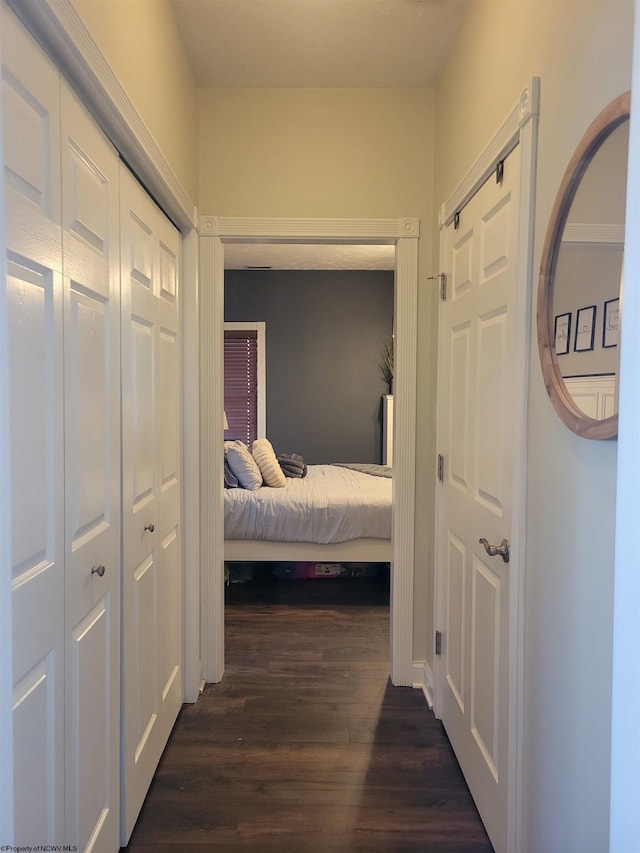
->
[
  {"left": 6, "top": 0, "right": 202, "bottom": 703},
  {"left": 439, "top": 79, "right": 540, "bottom": 229},
  {"left": 434, "top": 78, "right": 539, "bottom": 853},
  {"left": 199, "top": 216, "right": 419, "bottom": 686}
]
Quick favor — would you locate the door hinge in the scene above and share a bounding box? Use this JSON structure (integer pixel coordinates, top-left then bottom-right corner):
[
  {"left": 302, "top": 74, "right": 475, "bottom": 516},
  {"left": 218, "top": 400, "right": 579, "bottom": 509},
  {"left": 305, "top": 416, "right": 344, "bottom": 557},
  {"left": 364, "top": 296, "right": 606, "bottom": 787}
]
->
[
  {"left": 496, "top": 159, "right": 504, "bottom": 184},
  {"left": 435, "top": 630, "right": 442, "bottom": 656},
  {"left": 453, "top": 211, "right": 461, "bottom": 230},
  {"left": 437, "top": 453, "right": 444, "bottom": 482}
]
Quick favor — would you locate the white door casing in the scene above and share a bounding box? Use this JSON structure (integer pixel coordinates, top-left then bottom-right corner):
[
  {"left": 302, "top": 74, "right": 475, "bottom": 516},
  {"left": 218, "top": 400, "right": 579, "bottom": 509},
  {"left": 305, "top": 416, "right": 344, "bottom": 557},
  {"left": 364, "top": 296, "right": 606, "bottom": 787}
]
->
[
  {"left": 198, "top": 217, "right": 419, "bottom": 687},
  {"left": 121, "top": 165, "right": 183, "bottom": 844},
  {"left": 434, "top": 80, "right": 538, "bottom": 853}
]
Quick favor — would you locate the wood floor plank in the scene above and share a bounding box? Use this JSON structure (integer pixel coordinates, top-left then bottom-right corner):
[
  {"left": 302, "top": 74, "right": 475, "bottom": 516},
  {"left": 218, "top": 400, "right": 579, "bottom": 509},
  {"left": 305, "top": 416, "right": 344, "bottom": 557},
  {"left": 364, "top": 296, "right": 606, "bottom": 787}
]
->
[{"left": 124, "top": 577, "right": 493, "bottom": 852}]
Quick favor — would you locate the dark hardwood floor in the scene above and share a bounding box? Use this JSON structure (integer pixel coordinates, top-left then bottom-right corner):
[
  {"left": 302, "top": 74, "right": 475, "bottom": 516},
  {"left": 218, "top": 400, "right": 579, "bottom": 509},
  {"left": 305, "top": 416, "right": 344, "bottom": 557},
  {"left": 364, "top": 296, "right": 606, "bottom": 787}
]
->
[{"left": 124, "top": 569, "right": 493, "bottom": 852}]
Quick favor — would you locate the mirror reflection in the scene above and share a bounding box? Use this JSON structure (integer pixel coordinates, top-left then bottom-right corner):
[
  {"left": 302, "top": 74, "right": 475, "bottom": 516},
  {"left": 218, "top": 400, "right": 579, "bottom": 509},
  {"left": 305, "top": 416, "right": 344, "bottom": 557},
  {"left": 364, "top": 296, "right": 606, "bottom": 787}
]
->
[{"left": 552, "top": 119, "right": 628, "bottom": 421}]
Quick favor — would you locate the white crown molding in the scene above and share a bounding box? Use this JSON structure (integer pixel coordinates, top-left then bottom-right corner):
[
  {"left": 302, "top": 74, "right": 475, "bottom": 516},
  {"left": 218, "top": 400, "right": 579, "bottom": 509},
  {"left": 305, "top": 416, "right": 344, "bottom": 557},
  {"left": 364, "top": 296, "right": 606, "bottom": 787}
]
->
[
  {"left": 440, "top": 78, "right": 540, "bottom": 228},
  {"left": 6, "top": 0, "right": 197, "bottom": 232},
  {"left": 562, "top": 223, "right": 625, "bottom": 244},
  {"left": 199, "top": 215, "right": 420, "bottom": 239}
]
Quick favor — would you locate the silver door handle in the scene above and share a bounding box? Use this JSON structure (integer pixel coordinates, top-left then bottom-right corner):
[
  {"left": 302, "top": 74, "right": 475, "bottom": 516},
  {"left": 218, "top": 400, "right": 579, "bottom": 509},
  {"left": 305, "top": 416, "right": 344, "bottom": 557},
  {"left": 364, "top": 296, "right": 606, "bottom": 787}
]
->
[
  {"left": 144, "top": 523, "right": 155, "bottom": 533},
  {"left": 479, "top": 538, "right": 510, "bottom": 563},
  {"left": 91, "top": 564, "right": 106, "bottom": 577}
]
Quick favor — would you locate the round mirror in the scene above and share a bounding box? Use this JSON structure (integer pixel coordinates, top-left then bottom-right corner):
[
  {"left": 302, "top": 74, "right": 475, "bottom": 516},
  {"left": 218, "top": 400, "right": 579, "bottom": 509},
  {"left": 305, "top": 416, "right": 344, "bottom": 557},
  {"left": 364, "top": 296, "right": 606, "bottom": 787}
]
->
[{"left": 537, "top": 92, "right": 629, "bottom": 439}]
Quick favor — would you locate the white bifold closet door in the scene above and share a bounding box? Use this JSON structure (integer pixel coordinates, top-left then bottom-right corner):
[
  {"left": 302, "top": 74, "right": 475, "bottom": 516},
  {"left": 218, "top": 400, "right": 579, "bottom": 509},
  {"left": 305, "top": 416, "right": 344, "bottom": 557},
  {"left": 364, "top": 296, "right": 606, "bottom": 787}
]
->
[
  {"left": 61, "top": 82, "right": 121, "bottom": 852},
  {"left": 4, "top": 8, "right": 121, "bottom": 852},
  {"left": 4, "top": 17, "right": 65, "bottom": 844},
  {"left": 120, "top": 166, "right": 183, "bottom": 844}
]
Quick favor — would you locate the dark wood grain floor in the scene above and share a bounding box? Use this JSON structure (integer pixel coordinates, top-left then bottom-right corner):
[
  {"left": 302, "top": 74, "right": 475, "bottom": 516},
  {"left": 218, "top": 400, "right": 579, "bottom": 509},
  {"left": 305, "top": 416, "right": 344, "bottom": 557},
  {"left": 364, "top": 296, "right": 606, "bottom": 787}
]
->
[{"left": 124, "top": 573, "right": 493, "bottom": 852}]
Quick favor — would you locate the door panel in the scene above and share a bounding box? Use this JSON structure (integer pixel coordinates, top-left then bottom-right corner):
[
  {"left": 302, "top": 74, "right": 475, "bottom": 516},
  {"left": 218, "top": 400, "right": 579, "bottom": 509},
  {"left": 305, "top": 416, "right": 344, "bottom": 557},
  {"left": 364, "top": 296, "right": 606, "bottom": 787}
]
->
[
  {"left": 475, "top": 310, "right": 508, "bottom": 513},
  {"left": 12, "top": 653, "right": 57, "bottom": 842},
  {"left": 7, "top": 261, "right": 59, "bottom": 576},
  {"left": 68, "top": 600, "right": 111, "bottom": 847},
  {"left": 67, "top": 291, "right": 108, "bottom": 530},
  {"left": 121, "top": 166, "right": 182, "bottom": 844},
  {"left": 470, "top": 555, "right": 500, "bottom": 779},
  {"left": 130, "top": 317, "right": 156, "bottom": 508},
  {"left": 445, "top": 532, "right": 466, "bottom": 712},
  {"left": 437, "top": 146, "right": 521, "bottom": 853},
  {"left": 159, "top": 528, "right": 181, "bottom": 698},
  {"left": 132, "top": 553, "right": 158, "bottom": 755},
  {"left": 159, "top": 239, "right": 177, "bottom": 301},
  {"left": 452, "top": 228, "right": 473, "bottom": 300},
  {"left": 449, "top": 324, "right": 470, "bottom": 490},
  {"left": 61, "top": 81, "right": 120, "bottom": 853},
  {"left": 3, "top": 13, "right": 65, "bottom": 844},
  {"left": 159, "top": 329, "right": 179, "bottom": 491}
]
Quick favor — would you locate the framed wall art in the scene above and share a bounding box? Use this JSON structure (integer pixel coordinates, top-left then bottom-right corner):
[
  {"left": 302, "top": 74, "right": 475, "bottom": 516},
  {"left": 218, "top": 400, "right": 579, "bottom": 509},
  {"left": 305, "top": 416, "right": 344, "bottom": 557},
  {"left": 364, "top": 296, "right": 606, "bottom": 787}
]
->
[
  {"left": 603, "top": 297, "right": 619, "bottom": 348},
  {"left": 574, "top": 305, "right": 597, "bottom": 352},
  {"left": 554, "top": 312, "right": 572, "bottom": 355}
]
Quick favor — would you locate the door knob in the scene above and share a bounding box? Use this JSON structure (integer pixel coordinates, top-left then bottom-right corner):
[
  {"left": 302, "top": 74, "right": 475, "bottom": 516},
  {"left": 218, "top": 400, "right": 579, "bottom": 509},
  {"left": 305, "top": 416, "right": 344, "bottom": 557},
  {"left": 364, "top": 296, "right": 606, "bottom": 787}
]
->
[
  {"left": 144, "top": 523, "right": 155, "bottom": 533},
  {"left": 479, "top": 538, "right": 510, "bottom": 563},
  {"left": 91, "top": 564, "right": 106, "bottom": 577}
]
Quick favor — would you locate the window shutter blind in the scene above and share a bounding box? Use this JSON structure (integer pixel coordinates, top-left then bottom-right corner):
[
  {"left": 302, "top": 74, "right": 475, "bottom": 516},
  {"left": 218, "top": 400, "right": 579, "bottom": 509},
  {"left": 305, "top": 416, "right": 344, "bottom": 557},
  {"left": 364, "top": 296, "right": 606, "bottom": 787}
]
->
[{"left": 224, "top": 329, "right": 258, "bottom": 446}]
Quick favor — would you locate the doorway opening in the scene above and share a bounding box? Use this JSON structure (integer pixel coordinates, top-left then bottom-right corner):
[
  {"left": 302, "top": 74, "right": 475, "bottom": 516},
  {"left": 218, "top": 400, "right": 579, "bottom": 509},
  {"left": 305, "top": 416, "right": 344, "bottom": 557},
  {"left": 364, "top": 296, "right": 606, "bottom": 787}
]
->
[
  {"left": 222, "top": 246, "right": 396, "bottom": 655},
  {"left": 198, "top": 217, "right": 419, "bottom": 689}
]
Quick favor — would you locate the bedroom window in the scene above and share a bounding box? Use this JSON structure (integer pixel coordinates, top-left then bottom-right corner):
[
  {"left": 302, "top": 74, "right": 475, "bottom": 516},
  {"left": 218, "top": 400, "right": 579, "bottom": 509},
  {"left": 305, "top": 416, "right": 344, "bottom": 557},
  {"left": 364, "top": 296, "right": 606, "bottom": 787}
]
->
[{"left": 224, "top": 322, "right": 266, "bottom": 445}]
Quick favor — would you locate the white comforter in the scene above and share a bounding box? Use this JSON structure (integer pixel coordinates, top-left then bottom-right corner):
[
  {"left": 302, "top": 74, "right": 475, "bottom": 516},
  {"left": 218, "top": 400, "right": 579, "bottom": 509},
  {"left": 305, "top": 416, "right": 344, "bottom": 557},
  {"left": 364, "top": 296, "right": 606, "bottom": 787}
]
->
[{"left": 224, "top": 464, "right": 392, "bottom": 544}]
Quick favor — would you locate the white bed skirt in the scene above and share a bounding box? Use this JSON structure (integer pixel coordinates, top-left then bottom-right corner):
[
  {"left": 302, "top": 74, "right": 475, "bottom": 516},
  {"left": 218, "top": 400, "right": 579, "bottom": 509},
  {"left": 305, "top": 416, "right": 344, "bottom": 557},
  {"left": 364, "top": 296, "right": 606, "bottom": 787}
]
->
[{"left": 224, "top": 537, "right": 391, "bottom": 563}]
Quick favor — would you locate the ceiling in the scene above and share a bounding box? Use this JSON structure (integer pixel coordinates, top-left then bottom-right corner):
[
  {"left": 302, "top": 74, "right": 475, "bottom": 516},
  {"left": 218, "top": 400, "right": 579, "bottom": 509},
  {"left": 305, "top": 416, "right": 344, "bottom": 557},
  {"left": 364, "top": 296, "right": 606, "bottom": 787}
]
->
[
  {"left": 171, "top": 0, "right": 467, "bottom": 269},
  {"left": 171, "top": 0, "right": 468, "bottom": 89}
]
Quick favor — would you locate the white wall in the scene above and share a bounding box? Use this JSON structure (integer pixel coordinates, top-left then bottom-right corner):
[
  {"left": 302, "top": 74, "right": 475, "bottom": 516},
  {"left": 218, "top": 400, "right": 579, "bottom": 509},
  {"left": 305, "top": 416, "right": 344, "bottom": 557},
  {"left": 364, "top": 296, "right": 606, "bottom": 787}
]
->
[
  {"left": 72, "top": 0, "right": 199, "bottom": 201},
  {"left": 198, "top": 86, "right": 438, "bottom": 661},
  {"left": 47, "top": 4, "right": 636, "bottom": 847},
  {"left": 610, "top": 4, "right": 640, "bottom": 846},
  {"left": 434, "top": 2, "right": 633, "bottom": 850}
]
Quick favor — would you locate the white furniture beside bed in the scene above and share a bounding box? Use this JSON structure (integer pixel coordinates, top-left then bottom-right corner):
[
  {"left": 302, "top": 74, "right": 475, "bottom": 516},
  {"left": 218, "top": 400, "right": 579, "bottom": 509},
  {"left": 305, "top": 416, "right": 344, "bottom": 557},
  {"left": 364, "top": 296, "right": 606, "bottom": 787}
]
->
[{"left": 382, "top": 394, "right": 394, "bottom": 466}]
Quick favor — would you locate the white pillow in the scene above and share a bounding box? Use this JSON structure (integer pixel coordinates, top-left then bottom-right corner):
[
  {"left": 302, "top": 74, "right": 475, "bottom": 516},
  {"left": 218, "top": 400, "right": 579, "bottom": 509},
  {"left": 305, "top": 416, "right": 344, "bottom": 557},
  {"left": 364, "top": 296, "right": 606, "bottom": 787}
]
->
[
  {"left": 252, "top": 438, "right": 287, "bottom": 488},
  {"left": 225, "top": 440, "right": 263, "bottom": 490}
]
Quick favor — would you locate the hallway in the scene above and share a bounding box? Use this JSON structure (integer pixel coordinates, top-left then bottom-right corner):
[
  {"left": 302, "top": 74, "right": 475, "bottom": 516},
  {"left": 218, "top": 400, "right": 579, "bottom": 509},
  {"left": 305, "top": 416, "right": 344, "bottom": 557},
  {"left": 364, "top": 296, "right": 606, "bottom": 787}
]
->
[{"left": 125, "top": 573, "right": 493, "bottom": 851}]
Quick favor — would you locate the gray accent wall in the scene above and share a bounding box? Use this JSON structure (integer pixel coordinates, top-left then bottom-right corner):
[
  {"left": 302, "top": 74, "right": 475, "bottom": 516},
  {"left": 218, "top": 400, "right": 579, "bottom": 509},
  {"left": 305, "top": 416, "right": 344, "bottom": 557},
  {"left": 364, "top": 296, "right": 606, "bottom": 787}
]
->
[{"left": 224, "top": 270, "right": 394, "bottom": 464}]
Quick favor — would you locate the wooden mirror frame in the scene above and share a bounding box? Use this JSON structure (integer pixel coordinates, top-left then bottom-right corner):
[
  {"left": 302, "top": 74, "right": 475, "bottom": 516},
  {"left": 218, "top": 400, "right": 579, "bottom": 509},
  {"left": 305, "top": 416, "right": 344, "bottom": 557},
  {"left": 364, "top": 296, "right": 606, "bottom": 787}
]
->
[{"left": 537, "top": 92, "right": 629, "bottom": 440}]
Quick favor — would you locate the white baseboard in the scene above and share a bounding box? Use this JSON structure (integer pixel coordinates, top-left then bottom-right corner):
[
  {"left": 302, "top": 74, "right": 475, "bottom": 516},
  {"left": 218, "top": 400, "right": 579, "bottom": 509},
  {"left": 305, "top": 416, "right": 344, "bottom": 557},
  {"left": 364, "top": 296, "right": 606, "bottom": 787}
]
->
[
  {"left": 183, "top": 675, "right": 205, "bottom": 704},
  {"left": 412, "top": 660, "right": 434, "bottom": 709}
]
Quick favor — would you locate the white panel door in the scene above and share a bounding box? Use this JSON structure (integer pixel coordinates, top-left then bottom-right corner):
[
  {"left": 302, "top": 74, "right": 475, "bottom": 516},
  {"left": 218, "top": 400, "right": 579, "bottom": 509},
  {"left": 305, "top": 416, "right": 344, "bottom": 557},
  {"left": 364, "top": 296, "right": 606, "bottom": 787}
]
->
[
  {"left": 436, "top": 147, "right": 521, "bottom": 853},
  {"left": 61, "top": 81, "right": 121, "bottom": 853},
  {"left": 2, "top": 13, "right": 65, "bottom": 845},
  {"left": 121, "top": 165, "right": 182, "bottom": 843}
]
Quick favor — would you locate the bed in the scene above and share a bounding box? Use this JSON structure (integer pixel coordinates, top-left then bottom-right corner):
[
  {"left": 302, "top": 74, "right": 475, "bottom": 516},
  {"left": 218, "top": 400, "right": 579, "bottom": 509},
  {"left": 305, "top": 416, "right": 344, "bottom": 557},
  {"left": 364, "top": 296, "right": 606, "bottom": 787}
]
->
[{"left": 224, "top": 462, "right": 392, "bottom": 563}]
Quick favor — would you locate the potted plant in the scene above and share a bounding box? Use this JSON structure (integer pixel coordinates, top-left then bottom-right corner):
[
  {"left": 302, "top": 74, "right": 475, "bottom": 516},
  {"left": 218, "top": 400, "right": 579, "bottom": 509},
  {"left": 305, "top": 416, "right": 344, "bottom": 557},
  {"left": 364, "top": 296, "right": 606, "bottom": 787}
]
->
[{"left": 380, "top": 336, "right": 394, "bottom": 395}]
